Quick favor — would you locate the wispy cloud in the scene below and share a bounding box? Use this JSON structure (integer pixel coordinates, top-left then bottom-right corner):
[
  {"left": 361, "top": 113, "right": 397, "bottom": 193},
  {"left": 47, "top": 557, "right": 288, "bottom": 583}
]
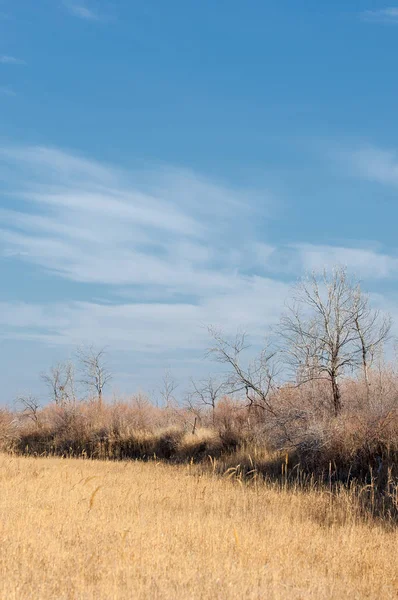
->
[
  {"left": 0, "top": 276, "right": 288, "bottom": 351},
  {"left": 293, "top": 244, "right": 398, "bottom": 279},
  {"left": 64, "top": 2, "right": 101, "bottom": 21},
  {"left": 0, "top": 145, "right": 281, "bottom": 351},
  {"left": 247, "top": 239, "right": 398, "bottom": 281},
  {"left": 345, "top": 144, "right": 398, "bottom": 187},
  {"left": 0, "top": 145, "right": 264, "bottom": 291},
  {"left": 2, "top": 143, "right": 398, "bottom": 364},
  {"left": 0, "top": 55, "right": 26, "bottom": 65},
  {"left": 361, "top": 8, "right": 398, "bottom": 24}
]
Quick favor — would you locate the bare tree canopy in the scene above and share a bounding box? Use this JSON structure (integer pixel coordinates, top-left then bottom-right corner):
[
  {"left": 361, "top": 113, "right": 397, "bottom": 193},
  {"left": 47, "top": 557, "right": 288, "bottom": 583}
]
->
[
  {"left": 41, "top": 361, "right": 75, "bottom": 406},
  {"left": 159, "top": 370, "right": 178, "bottom": 408},
  {"left": 278, "top": 267, "right": 391, "bottom": 415},
  {"left": 76, "top": 346, "right": 112, "bottom": 404},
  {"left": 207, "top": 327, "right": 279, "bottom": 415},
  {"left": 16, "top": 395, "right": 41, "bottom": 427},
  {"left": 352, "top": 287, "right": 392, "bottom": 402},
  {"left": 187, "top": 376, "right": 227, "bottom": 424}
]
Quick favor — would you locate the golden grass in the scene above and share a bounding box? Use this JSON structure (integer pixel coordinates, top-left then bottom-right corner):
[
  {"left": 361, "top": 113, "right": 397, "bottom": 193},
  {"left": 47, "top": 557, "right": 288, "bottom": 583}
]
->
[{"left": 0, "top": 455, "right": 396, "bottom": 600}]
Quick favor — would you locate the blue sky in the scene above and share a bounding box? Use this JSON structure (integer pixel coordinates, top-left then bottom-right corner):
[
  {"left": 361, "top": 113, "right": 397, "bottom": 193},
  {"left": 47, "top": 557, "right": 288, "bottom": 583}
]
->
[{"left": 2, "top": 1, "right": 398, "bottom": 403}]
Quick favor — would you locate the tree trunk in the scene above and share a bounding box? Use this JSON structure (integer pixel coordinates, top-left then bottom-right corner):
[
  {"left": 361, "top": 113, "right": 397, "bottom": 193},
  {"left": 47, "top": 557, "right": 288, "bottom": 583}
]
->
[
  {"left": 362, "top": 347, "right": 370, "bottom": 406},
  {"left": 331, "top": 373, "right": 342, "bottom": 416},
  {"left": 356, "top": 317, "right": 371, "bottom": 406}
]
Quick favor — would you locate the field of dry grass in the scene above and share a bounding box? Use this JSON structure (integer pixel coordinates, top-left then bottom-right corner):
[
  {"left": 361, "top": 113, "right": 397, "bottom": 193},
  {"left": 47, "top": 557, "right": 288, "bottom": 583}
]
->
[{"left": 0, "top": 454, "right": 396, "bottom": 599}]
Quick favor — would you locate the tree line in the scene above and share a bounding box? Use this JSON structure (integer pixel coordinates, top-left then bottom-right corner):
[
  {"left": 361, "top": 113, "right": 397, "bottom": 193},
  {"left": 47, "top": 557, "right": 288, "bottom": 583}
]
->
[{"left": 18, "top": 267, "right": 392, "bottom": 423}]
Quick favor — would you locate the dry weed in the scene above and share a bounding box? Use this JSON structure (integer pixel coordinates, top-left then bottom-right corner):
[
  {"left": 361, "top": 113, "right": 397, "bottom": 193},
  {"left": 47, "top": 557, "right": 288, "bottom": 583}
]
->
[{"left": 0, "top": 454, "right": 396, "bottom": 599}]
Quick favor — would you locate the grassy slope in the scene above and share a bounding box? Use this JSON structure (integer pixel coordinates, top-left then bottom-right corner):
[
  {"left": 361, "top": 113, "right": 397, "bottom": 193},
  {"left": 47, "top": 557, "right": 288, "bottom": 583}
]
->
[{"left": 0, "top": 455, "right": 397, "bottom": 599}]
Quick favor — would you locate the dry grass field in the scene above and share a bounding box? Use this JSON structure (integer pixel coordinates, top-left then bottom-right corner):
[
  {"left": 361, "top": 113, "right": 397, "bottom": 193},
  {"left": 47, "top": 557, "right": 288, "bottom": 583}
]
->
[{"left": 0, "top": 454, "right": 396, "bottom": 600}]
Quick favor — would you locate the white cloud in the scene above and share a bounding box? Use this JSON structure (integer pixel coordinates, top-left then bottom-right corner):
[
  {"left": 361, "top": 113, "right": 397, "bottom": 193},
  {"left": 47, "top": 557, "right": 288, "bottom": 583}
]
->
[
  {"left": 2, "top": 142, "right": 398, "bottom": 376},
  {"left": 0, "top": 145, "right": 270, "bottom": 293},
  {"left": 0, "top": 144, "right": 289, "bottom": 362},
  {"left": 293, "top": 244, "right": 398, "bottom": 279},
  {"left": 329, "top": 141, "right": 398, "bottom": 188},
  {"left": 0, "top": 55, "right": 26, "bottom": 65},
  {"left": 0, "top": 277, "right": 289, "bottom": 352},
  {"left": 0, "top": 145, "right": 120, "bottom": 185},
  {"left": 347, "top": 145, "right": 398, "bottom": 187},
  {"left": 64, "top": 2, "right": 101, "bottom": 21},
  {"left": 362, "top": 8, "right": 398, "bottom": 24}
]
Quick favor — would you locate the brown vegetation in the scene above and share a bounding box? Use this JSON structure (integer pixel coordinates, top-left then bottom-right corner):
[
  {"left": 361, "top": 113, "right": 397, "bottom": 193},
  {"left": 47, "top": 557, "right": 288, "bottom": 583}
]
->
[
  {"left": 1, "top": 268, "right": 397, "bottom": 598},
  {"left": 1, "top": 268, "right": 396, "bottom": 524},
  {"left": 0, "top": 454, "right": 396, "bottom": 600},
  {"left": 2, "top": 372, "right": 397, "bottom": 522}
]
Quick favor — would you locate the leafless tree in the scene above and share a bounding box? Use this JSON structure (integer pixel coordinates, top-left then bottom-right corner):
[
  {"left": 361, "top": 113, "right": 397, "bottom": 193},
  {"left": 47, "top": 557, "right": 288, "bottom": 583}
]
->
[
  {"left": 278, "top": 268, "right": 391, "bottom": 416},
  {"left": 184, "top": 391, "right": 202, "bottom": 433},
  {"left": 159, "top": 370, "right": 178, "bottom": 408},
  {"left": 188, "top": 376, "right": 227, "bottom": 424},
  {"left": 352, "top": 288, "right": 391, "bottom": 403},
  {"left": 16, "top": 395, "right": 41, "bottom": 428},
  {"left": 207, "top": 327, "right": 279, "bottom": 416},
  {"left": 76, "top": 346, "right": 112, "bottom": 405},
  {"left": 41, "top": 361, "right": 75, "bottom": 406}
]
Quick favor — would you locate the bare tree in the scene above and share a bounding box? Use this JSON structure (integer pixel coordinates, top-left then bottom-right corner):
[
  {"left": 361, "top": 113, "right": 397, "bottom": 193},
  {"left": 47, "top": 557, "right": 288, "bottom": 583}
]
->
[
  {"left": 278, "top": 306, "right": 322, "bottom": 384},
  {"left": 207, "top": 327, "right": 279, "bottom": 416},
  {"left": 41, "top": 361, "right": 75, "bottom": 406},
  {"left": 184, "top": 391, "right": 202, "bottom": 433},
  {"left": 352, "top": 288, "right": 391, "bottom": 403},
  {"left": 16, "top": 395, "right": 41, "bottom": 428},
  {"left": 278, "top": 268, "right": 391, "bottom": 416},
  {"left": 159, "top": 370, "right": 178, "bottom": 408},
  {"left": 188, "top": 376, "right": 227, "bottom": 424},
  {"left": 76, "top": 346, "right": 112, "bottom": 405}
]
